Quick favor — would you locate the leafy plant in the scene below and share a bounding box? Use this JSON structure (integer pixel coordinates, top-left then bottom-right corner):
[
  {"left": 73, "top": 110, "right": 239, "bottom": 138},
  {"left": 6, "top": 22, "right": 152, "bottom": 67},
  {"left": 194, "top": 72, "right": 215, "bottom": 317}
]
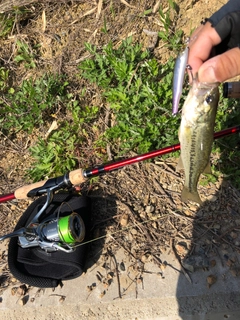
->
[
  {"left": 14, "top": 40, "right": 38, "bottom": 68},
  {"left": 0, "top": 6, "right": 32, "bottom": 38},
  {"left": 79, "top": 37, "right": 180, "bottom": 155},
  {"left": 0, "top": 74, "right": 69, "bottom": 132},
  {"left": 28, "top": 99, "right": 99, "bottom": 181},
  {"left": 0, "top": 13, "right": 15, "bottom": 37},
  {"left": 29, "top": 124, "right": 78, "bottom": 181},
  {"left": 158, "top": 0, "right": 183, "bottom": 50},
  {"left": 0, "top": 67, "right": 10, "bottom": 92}
]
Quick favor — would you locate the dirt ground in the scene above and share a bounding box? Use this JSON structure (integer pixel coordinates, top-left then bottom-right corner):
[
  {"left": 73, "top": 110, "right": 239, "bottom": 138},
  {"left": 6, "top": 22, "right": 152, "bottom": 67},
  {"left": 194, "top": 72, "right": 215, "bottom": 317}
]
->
[{"left": 2, "top": 0, "right": 240, "bottom": 315}]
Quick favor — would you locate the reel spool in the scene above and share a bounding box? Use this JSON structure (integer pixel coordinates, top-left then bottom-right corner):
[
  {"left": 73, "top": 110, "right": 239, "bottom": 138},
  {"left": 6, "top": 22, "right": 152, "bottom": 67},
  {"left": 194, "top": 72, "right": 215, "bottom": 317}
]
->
[
  {"left": 18, "top": 212, "right": 86, "bottom": 252},
  {"left": 41, "top": 212, "right": 85, "bottom": 244}
]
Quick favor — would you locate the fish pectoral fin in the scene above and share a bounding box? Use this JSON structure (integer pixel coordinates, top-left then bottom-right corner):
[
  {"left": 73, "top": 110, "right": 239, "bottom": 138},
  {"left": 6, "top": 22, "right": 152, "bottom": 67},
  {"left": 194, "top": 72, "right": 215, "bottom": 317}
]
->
[
  {"left": 203, "top": 162, "right": 212, "bottom": 174},
  {"left": 176, "top": 155, "right": 184, "bottom": 172},
  {"left": 181, "top": 187, "right": 202, "bottom": 205}
]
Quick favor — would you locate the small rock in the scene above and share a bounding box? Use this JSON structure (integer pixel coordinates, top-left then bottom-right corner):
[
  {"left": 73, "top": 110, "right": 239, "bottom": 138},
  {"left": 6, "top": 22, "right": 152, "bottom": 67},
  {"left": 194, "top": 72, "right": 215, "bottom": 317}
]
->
[
  {"left": 137, "top": 276, "right": 143, "bottom": 284},
  {"left": 146, "top": 205, "right": 154, "bottom": 214},
  {"left": 210, "top": 260, "right": 216, "bottom": 267},
  {"left": 226, "top": 259, "right": 234, "bottom": 267},
  {"left": 99, "top": 290, "right": 106, "bottom": 298},
  {"left": 59, "top": 296, "right": 66, "bottom": 303},
  {"left": 207, "top": 275, "right": 217, "bottom": 288},
  {"left": 131, "top": 228, "right": 137, "bottom": 235},
  {"left": 234, "top": 240, "right": 240, "bottom": 246},
  {"left": 207, "top": 195, "right": 218, "bottom": 202},
  {"left": 230, "top": 267, "right": 240, "bottom": 277},
  {"left": 11, "top": 287, "right": 18, "bottom": 296},
  {"left": 175, "top": 242, "right": 189, "bottom": 257},
  {"left": 185, "top": 210, "right": 193, "bottom": 217},
  {"left": 189, "top": 204, "right": 197, "bottom": 211},
  {"left": 10, "top": 204, "right": 17, "bottom": 211},
  {"left": 141, "top": 253, "right": 152, "bottom": 263},
  {"left": 183, "top": 254, "right": 209, "bottom": 271},
  {"left": 160, "top": 263, "right": 167, "bottom": 271},
  {"left": 18, "top": 295, "right": 28, "bottom": 306},
  {"left": 143, "top": 194, "right": 149, "bottom": 206},
  {"left": 87, "top": 285, "right": 93, "bottom": 292},
  {"left": 120, "top": 214, "right": 129, "bottom": 227},
  {"left": 16, "top": 285, "right": 27, "bottom": 297},
  {"left": 230, "top": 231, "right": 238, "bottom": 239},
  {"left": 152, "top": 221, "right": 158, "bottom": 229},
  {"left": 151, "top": 197, "right": 157, "bottom": 204},
  {"left": 107, "top": 272, "right": 114, "bottom": 279},
  {"left": 119, "top": 262, "right": 125, "bottom": 271},
  {"left": 140, "top": 212, "right": 146, "bottom": 219}
]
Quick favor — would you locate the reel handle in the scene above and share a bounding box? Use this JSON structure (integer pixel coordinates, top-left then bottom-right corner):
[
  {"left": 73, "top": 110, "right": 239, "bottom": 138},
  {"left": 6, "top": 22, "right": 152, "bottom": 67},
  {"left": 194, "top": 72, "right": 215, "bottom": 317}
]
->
[{"left": 14, "top": 169, "right": 86, "bottom": 200}]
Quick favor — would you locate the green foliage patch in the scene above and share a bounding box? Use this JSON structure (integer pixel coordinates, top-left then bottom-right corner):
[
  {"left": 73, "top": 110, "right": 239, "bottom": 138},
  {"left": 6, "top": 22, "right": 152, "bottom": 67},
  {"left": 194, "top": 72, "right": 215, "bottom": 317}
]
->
[
  {"left": 0, "top": 75, "right": 69, "bottom": 133},
  {"left": 1, "top": 0, "right": 240, "bottom": 188},
  {"left": 79, "top": 37, "right": 180, "bottom": 155}
]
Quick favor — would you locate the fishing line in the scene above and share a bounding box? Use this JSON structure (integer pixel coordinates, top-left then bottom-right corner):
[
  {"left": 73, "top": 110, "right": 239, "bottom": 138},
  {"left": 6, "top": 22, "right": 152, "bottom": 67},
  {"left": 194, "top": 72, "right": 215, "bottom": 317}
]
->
[{"left": 71, "top": 211, "right": 175, "bottom": 249}]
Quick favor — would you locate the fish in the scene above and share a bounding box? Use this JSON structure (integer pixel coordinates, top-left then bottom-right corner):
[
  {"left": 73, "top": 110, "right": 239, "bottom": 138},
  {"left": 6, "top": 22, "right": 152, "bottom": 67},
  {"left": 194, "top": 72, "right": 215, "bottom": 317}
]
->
[
  {"left": 177, "top": 78, "right": 219, "bottom": 204},
  {"left": 172, "top": 45, "right": 189, "bottom": 115}
]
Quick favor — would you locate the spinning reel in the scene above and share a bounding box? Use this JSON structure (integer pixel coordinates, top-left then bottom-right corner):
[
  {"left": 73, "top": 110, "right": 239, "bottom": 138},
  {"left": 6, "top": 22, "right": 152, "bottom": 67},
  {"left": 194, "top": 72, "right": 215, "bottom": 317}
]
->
[{"left": 0, "top": 174, "right": 86, "bottom": 253}]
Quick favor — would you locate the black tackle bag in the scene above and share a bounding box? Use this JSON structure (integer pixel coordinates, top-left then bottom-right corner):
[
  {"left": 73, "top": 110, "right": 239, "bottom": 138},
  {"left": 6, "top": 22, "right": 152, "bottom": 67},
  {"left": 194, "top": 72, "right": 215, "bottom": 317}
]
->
[{"left": 8, "top": 192, "right": 91, "bottom": 288}]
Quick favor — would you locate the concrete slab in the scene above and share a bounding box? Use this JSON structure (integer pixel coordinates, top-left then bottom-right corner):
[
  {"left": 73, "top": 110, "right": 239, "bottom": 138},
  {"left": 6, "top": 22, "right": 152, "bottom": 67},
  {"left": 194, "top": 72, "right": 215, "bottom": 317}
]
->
[{"left": 1, "top": 248, "right": 240, "bottom": 320}]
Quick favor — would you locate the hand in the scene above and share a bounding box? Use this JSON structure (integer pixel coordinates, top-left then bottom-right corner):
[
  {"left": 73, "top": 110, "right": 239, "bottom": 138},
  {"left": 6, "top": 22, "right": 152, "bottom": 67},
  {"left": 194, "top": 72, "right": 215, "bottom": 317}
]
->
[{"left": 188, "top": 21, "right": 240, "bottom": 83}]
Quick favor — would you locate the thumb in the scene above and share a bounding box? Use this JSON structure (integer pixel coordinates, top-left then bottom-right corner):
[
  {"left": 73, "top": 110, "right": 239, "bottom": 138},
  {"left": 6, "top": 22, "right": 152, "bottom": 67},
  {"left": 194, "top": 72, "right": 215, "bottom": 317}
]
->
[{"left": 198, "top": 47, "right": 240, "bottom": 83}]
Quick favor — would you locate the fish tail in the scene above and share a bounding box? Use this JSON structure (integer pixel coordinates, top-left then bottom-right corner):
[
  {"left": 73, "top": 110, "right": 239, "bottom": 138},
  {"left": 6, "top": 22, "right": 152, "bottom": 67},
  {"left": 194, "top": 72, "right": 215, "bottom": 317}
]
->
[{"left": 181, "top": 187, "right": 202, "bottom": 205}]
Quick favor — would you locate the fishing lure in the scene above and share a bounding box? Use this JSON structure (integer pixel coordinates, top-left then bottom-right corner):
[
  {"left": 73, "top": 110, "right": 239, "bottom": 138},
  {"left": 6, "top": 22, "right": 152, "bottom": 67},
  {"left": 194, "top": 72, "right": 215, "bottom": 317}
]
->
[{"left": 172, "top": 44, "right": 189, "bottom": 115}]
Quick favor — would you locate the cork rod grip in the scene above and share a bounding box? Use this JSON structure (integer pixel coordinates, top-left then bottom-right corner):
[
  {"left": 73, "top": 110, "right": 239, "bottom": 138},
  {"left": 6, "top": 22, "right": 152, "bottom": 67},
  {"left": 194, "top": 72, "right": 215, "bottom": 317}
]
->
[{"left": 14, "top": 169, "right": 86, "bottom": 200}]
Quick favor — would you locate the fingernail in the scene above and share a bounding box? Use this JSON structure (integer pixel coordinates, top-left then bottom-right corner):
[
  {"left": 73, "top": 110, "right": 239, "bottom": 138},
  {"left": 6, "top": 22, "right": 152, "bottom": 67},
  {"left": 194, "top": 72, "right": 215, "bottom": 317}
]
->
[{"left": 199, "top": 66, "right": 217, "bottom": 83}]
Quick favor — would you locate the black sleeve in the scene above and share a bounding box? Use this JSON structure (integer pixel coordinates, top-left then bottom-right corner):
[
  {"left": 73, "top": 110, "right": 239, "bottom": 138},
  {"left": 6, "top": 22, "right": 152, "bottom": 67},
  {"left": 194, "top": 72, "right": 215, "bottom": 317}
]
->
[{"left": 207, "top": 0, "right": 240, "bottom": 53}]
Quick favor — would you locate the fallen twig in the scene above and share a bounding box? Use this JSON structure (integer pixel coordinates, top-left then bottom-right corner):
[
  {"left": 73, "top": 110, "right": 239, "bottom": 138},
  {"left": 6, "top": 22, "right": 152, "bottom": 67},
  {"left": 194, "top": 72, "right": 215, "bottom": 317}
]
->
[{"left": 107, "top": 248, "right": 122, "bottom": 299}]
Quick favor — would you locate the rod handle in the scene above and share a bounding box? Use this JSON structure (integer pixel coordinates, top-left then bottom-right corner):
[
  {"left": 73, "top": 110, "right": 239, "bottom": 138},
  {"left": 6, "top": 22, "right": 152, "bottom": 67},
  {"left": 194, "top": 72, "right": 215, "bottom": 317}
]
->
[{"left": 14, "top": 169, "right": 86, "bottom": 200}]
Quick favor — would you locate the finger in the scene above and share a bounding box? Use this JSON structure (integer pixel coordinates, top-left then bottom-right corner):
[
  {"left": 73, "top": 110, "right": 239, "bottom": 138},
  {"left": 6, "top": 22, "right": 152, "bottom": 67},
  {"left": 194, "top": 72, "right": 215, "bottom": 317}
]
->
[
  {"left": 188, "top": 22, "right": 221, "bottom": 75},
  {"left": 198, "top": 47, "right": 240, "bottom": 83},
  {"left": 188, "top": 24, "right": 204, "bottom": 43}
]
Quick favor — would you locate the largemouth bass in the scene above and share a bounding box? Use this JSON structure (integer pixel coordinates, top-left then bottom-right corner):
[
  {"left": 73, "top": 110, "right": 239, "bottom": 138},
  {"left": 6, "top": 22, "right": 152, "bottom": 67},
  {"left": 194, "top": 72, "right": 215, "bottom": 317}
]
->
[{"left": 177, "top": 79, "right": 219, "bottom": 204}]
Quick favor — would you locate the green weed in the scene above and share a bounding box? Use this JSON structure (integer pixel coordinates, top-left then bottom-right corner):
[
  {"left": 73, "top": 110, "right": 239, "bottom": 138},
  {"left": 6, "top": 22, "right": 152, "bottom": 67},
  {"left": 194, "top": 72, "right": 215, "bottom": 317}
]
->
[
  {"left": 28, "top": 123, "right": 78, "bottom": 181},
  {"left": 0, "top": 13, "right": 15, "bottom": 37},
  {"left": 14, "top": 40, "right": 39, "bottom": 69},
  {"left": 158, "top": 0, "right": 183, "bottom": 50},
  {"left": 199, "top": 173, "right": 218, "bottom": 187},
  {"left": 0, "top": 74, "right": 68, "bottom": 132},
  {"left": 0, "top": 7, "right": 32, "bottom": 38},
  {"left": 28, "top": 98, "right": 99, "bottom": 181},
  {"left": 0, "top": 67, "right": 10, "bottom": 92},
  {"left": 79, "top": 37, "right": 180, "bottom": 155}
]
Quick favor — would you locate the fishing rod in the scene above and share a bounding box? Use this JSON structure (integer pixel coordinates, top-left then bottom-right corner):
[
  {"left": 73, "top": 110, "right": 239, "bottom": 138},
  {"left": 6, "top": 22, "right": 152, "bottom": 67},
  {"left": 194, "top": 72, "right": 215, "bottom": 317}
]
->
[
  {"left": 0, "top": 123, "right": 239, "bottom": 258},
  {"left": 1, "top": 124, "right": 240, "bottom": 205}
]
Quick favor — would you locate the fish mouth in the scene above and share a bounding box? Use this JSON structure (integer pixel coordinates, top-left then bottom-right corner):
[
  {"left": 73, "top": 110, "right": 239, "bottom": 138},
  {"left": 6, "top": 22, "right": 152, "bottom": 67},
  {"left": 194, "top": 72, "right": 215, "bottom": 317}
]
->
[
  {"left": 192, "top": 80, "right": 220, "bottom": 90},
  {"left": 191, "top": 80, "right": 219, "bottom": 97}
]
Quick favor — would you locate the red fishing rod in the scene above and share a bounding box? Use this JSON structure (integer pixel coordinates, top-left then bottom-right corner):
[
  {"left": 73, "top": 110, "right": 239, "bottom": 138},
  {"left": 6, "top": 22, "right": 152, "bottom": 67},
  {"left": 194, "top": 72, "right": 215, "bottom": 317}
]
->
[{"left": 1, "top": 125, "right": 240, "bottom": 204}]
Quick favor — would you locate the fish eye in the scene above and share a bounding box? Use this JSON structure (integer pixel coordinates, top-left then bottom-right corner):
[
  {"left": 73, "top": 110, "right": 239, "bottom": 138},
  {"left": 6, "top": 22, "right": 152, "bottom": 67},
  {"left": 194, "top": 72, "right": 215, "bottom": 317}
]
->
[{"left": 205, "top": 95, "right": 213, "bottom": 104}]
